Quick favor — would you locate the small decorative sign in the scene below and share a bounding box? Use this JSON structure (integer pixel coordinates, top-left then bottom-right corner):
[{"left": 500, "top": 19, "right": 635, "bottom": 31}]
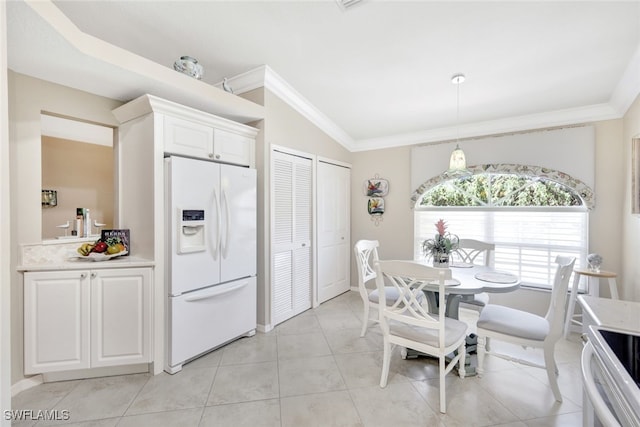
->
[
  {"left": 101, "top": 229, "right": 130, "bottom": 256},
  {"left": 364, "top": 178, "right": 389, "bottom": 197}
]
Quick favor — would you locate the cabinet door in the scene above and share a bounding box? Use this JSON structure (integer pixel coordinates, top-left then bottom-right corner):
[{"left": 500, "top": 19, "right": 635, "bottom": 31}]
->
[
  {"left": 163, "top": 114, "right": 214, "bottom": 160},
  {"left": 213, "top": 129, "right": 254, "bottom": 166},
  {"left": 317, "top": 161, "right": 351, "bottom": 304},
  {"left": 90, "top": 268, "right": 152, "bottom": 367},
  {"left": 271, "top": 150, "right": 312, "bottom": 325},
  {"left": 24, "top": 271, "right": 90, "bottom": 374}
]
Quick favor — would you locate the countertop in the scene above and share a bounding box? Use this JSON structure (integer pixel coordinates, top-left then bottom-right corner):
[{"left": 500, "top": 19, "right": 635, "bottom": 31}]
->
[
  {"left": 578, "top": 295, "right": 640, "bottom": 333},
  {"left": 17, "top": 256, "right": 154, "bottom": 272}
]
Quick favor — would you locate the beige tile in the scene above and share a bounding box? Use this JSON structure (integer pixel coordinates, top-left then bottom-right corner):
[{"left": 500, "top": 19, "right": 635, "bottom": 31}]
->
[
  {"left": 126, "top": 368, "right": 215, "bottom": 415},
  {"left": 411, "top": 376, "right": 519, "bottom": 426},
  {"left": 183, "top": 347, "right": 223, "bottom": 370},
  {"left": 349, "top": 382, "right": 444, "bottom": 427},
  {"left": 207, "top": 361, "right": 279, "bottom": 405},
  {"left": 324, "top": 327, "right": 383, "bottom": 354},
  {"left": 43, "top": 374, "right": 149, "bottom": 424},
  {"left": 476, "top": 369, "right": 582, "bottom": 420},
  {"left": 523, "top": 410, "right": 583, "bottom": 426},
  {"left": 118, "top": 408, "right": 203, "bottom": 427},
  {"left": 220, "top": 334, "right": 277, "bottom": 365},
  {"left": 334, "top": 351, "right": 410, "bottom": 389},
  {"left": 275, "top": 312, "right": 322, "bottom": 335},
  {"left": 279, "top": 355, "right": 346, "bottom": 397},
  {"left": 200, "top": 400, "right": 280, "bottom": 427},
  {"left": 521, "top": 361, "right": 583, "bottom": 406},
  {"left": 281, "top": 390, "right": 363, "bottom": 427},
  {"left": 11, "top": 380, "right": 80, "bottom": 427},
  {"left": 276, "top": 332, "right": 332, "bottom": 360},
  {"left": 312, "top": 293, "right": 354, "bottom": 315},
  {"left": 316, "top": 311, "right": 362, "bottom": 331},
  {"left": 44, "top": 419, "right": 119, "bottom": 427}
]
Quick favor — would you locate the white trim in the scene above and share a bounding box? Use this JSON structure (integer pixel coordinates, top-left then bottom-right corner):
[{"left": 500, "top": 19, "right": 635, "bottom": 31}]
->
[
  {"left": 11, "top": 376, "right": 43, "bottom": 397},
  {"left": 610, "top": 43, "right": 640, "bottom": 116},
  {"left": 1, "top": 2, "right": 11, "bottom": 421},
  {"left": 317, "top": 156, "right": 352, "bottom": 169}
]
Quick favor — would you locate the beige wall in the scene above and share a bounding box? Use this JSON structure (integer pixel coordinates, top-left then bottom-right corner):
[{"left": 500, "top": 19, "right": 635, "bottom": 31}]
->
[
  {"left": 350, "top": 119, "right": 628, "bottom": 315},
  {"left": 8, "top": 72, "right": 122, "bottom": 385},
  {"left": 623, "top": 94, "right": 640, "bottom": 302},
  {"left": 41, "top": 136, "right": 115, "bottom": 239}
]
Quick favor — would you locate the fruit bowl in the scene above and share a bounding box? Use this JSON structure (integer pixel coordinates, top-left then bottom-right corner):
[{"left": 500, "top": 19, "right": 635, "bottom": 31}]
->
[{"left": 69, "top": 250, "right": 128, "bottom": 262}]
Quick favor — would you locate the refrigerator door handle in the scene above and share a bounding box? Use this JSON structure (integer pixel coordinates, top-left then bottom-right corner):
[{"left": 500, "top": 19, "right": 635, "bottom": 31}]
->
[
  {"left": 212, "top": 188, "right": 221, "bottom": 260},
  {"left": 221, "top": 189, "right": 231, "bottom": 259},
  {"left": 184, "top": 280, "right": 249, "bottom": 302}
]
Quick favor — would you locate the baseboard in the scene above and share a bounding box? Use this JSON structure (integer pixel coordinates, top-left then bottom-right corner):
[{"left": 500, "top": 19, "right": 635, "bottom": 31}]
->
[{"left": 11, "top": 375, "right": 43, "bottom": 396}]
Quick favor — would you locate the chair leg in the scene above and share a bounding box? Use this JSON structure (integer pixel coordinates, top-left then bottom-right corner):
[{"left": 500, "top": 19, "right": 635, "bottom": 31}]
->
[
  {"left": 380, "top": 338, "right": 391, "bottom": 388},
  {"left": 485, "top": 336, "right": 491, "bottom": 352},
  {"left": 458, "top": 341, "right": 466, "bottom": 379},
  {"left": 360, "top": 302, "right": 370, "bottom": 337},
  {"left": 477, "top": 335, "right": 486, "bottom": 377},
  {"left": 439, "top": 355, "right": 446, "bottom": 414},
  {"left": 544, "top": 344, "right": 562, "bottom": 403}
]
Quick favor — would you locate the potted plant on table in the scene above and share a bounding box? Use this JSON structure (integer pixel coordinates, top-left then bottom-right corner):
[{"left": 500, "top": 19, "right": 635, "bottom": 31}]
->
[{"left": 422, "top": 219, "right": 459, "bottom": 268}]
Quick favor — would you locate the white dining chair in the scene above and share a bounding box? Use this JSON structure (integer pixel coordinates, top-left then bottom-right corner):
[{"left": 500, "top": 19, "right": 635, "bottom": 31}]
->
[
  {"left": 476, "top": 255, "right": 576, "bottom": 402},
  {"left": 354, "top": 240, "right": 423, "bottom": 337},
  {"left": 374, "top": 260, "right": 467, "bottom": 413},
  {"left": 454, "top": 239, "right": 495, "bottom": 311}
]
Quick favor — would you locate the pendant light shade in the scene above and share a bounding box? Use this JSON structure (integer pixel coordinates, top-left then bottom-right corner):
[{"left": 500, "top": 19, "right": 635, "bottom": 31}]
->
[
  {"left": 449, "top": 144, "right": 466, "bottom": 171},
  {"left": 448, "top": 73, "right": 469, "bottom": 174}
]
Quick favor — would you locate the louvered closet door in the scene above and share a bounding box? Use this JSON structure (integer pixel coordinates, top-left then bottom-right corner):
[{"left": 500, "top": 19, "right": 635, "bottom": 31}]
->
[{"left": 272, "top": 150, "right": 312, "bottom": 325}]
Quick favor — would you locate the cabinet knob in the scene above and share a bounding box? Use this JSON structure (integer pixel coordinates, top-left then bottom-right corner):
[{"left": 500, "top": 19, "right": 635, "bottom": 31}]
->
[
  {"left": 208, "top": 153, "right": 214, "bottom": 158},
  {"left": 215, "top": 154, "right": 221, "bottom": 159},
  {"left": 91, "top": 272, "right": 97, "bottom": 279},
  {"left": 80, "top": 273, "right": 86, "bottom": 279},
  {"left": 302, "top": 243, "right": 306, "bottom": 247}
]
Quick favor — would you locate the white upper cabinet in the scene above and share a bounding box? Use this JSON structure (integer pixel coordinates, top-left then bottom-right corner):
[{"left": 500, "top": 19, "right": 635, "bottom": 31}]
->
[{"left": 114, "top": 94, "right": 258, "bottom": 167}]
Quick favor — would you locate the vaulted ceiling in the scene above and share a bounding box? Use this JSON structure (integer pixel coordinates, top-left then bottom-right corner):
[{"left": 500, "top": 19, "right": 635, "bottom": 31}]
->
[{"left": 8, "top": 1, "right": 640, "bottom": 151}]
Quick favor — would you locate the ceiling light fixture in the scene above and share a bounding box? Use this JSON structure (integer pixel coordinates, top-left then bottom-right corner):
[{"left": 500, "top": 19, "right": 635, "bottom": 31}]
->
[{"left": 448, "top": 73, "right": 469, "bottom": 175}]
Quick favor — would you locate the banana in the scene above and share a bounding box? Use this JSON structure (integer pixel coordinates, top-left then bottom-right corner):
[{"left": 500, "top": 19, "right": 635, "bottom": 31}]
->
[{"left": 76, "top": 243, "right": 95, "bottom": 256}]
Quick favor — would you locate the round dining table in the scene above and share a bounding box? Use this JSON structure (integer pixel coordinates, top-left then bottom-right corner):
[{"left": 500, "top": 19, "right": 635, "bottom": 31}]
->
[{"left": 420, "top": 262, "right": 521, "bottom": 320}]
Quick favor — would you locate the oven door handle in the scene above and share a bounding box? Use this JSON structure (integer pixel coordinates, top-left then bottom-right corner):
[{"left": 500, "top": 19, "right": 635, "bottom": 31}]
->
[{"left": 582, "top": 342, "right": 622, "bottom": 427}]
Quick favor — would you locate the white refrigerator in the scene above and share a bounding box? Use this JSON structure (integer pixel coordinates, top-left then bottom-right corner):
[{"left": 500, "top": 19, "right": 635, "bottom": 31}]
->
[{"left": 164, "top": 155, "right": 257, "bottom": 374}]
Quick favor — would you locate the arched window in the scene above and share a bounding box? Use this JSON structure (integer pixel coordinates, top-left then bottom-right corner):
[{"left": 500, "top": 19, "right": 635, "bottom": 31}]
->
[{"left": 413, "top": 164, "right": 591, "bottom": 290}]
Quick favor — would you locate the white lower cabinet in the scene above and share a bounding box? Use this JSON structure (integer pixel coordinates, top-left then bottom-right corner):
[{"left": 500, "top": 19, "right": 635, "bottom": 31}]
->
[{"left": 24, "top": 268, "right": 152, "bottom": 375}]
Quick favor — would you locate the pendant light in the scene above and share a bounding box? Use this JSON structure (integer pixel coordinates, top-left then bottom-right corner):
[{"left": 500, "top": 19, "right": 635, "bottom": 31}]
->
[{"left": 448, "top": 73, "right": 469, "bottom": 174}]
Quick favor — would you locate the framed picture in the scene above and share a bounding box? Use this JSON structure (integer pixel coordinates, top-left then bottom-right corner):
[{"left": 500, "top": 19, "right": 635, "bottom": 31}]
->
[
  {"left": 367, "top": 197, "right": 385, "bottom": 215},
  {"left": 633, "top": 137, "right": 640, "bottom": 215},
  {"left": 364, "top": 179, "right": 389, "bottom": 197}
]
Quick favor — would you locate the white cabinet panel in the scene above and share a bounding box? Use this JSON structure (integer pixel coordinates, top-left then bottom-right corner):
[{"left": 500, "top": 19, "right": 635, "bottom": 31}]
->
[
  {"left": 317, "top": 161, "right": 350, "bottom": 303},
  {"left": 214, "top": 129, "right": 253, "bottom": 166},
  {"left": 24, "top": 268, "right": 152, "bottom": 375},
  {"left": 24, "top": 271, "right": 90, "bottom": 374},
  {"left": 91, "top": 268, "right": 152, "bottom": 367},
  {"left": 163, "top": 115, "right": 214, "bottom": 159}
]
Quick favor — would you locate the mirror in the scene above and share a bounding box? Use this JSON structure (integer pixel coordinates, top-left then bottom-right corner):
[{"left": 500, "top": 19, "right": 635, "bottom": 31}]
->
[{"left": 41, "top": 114, "right": 115, "bottom": 240}]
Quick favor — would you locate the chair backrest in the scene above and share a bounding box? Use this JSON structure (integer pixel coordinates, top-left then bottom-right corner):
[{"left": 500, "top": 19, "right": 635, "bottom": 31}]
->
[
  {"left": 454, "top": 239, "right": 495, "bottom": 266},
  {"left": 354, "top": 240, "right": 380, "bottom": 300},
  {"left": 546, "top": 255, "right": 576, "bottom": 339},
  {"left": 374, "top": 260, "right": 452, "bottom": 347}
]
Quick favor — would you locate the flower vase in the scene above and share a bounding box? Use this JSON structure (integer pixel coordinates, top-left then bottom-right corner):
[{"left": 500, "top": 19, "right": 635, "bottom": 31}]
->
[{"left": 433, "top": 252, "right": 450, "bottom": 268}]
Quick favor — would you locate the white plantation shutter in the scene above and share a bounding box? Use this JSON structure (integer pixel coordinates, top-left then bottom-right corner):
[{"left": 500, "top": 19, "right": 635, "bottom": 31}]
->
[
  {"left": 414, "top": 209, "right": 588, "bottom": 291},
  {"left": 272, "top": 150, "right": 312, "bottom": 325}
]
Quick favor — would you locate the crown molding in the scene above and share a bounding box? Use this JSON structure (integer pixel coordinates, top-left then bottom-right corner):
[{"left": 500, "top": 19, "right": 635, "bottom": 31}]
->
[
  {"left": 220, "top": 65, "right": 631, "bottom": 154},
  {"left": 217, "top": 65, "right": 355, "bottom": 151},
  {"left": 352, "top": 103, "right": 621, "bottom": 152},
  {"left": 609, "top": 43, "right": 640, "bottom": 116}
]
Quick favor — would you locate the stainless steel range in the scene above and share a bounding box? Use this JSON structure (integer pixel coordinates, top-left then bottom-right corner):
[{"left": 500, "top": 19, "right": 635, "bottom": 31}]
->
[{"left": 582, "top": 325, "right": 640, "bottom": 427}]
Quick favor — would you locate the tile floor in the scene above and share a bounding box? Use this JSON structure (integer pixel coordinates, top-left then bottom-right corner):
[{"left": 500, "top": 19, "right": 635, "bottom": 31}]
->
[{"left": 12, "top": 290, "right": 585, "bottom": 427}]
